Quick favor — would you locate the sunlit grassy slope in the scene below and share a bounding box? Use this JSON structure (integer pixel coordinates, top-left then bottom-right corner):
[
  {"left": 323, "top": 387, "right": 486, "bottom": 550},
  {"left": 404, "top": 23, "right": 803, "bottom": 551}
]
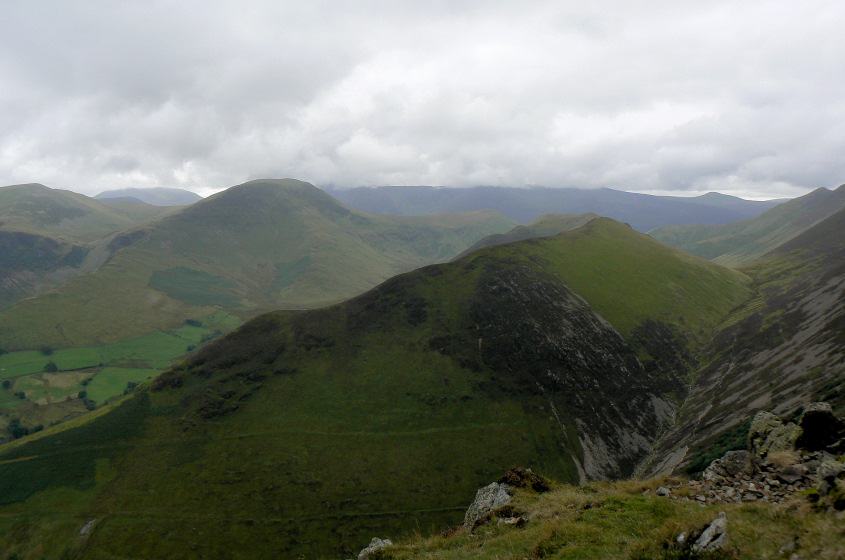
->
[
  {"left": 0, "top": 218, "right": 753, "bottom": 559},
  {"left": 0, "top": 179, "right": 516, "bottom": 350}
]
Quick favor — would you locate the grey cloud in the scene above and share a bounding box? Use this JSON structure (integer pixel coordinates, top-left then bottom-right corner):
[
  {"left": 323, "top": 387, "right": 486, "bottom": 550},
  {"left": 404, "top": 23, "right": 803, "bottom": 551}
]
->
[{"left": 1, "top": 1, "right": 844, "bottom": 199}]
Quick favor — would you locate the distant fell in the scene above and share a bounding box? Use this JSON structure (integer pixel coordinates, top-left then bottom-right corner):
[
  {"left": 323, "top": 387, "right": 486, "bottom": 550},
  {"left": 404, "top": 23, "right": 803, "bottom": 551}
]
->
[
  {"left": 0, "top": 179, "right": 516, "bottom": 350},
  {"left": 0, "top": 183, "right": 173, "bottom": 308},
  {"left": 0, "top": 183, "right": 172, "bottom": 243},
  {"left": 454, "top": 212, "right": 600, "bottom": 259},
  {"left": 95, "top": 186, "right": 202, "bottom": 206},
  {"left": 648, "top": 184, "right": 845, "bottom": 266},
  {"left": 327, "top": 185, "right": 782, "bottom": 231}
]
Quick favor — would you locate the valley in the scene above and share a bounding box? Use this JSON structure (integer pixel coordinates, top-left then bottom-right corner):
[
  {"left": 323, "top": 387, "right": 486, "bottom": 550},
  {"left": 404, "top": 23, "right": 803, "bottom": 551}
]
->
[
  {"left": 0, "top": 180, "right": 516, "bottom": 438},
  {"left": 0, "top": 180, "right": 842, "bottom": 559}
]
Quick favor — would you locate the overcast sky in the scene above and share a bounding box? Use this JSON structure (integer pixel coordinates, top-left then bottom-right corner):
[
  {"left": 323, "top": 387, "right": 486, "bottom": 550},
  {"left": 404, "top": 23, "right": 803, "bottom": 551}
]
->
[{"left": 1, "top": 1, "right": 844, "bottom": 199}]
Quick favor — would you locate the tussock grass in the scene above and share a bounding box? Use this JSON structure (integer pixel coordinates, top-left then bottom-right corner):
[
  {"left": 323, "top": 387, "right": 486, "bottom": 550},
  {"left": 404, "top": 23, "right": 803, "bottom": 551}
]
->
[{"left": 381, "top": 480, "right": 843, "bottom": 560}]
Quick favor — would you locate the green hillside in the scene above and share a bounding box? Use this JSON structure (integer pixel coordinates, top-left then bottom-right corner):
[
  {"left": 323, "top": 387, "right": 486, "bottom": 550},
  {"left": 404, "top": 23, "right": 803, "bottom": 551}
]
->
[
  {"left": 0, "top": 179, "right": 516, "bottom": 352},
  {"left": 453, "top": 212, "right": 600, "bottom": 259},
  {"left": 0, "top": 183, "right": 172, "bottom": 243},
  {"left": 648, "top": 184, "right": 845, "bottom": 266},
  {"left": 0, "top": 218, "right": 752, "bottom": 559},
  {"left": 0, "top": 184, "right": 175, "bottom": 309}
]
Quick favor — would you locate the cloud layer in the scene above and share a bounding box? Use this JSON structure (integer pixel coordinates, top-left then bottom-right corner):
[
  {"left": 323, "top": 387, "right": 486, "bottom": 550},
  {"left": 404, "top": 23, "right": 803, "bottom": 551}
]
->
[{"left": 1, "top": 1, "right": 844, "bottom": 199}]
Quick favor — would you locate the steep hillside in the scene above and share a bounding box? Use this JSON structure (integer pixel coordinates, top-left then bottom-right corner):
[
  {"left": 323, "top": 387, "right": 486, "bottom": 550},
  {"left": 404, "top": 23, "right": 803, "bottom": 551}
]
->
[
  {"left": 648, "top": 184, "right": 845, "bottom": 266},
  {"left": 0, "top": 179, "right": 516, "bottom": 350},
  {"left": 95, "top": 187, "right": 202, "bottom": 206},
  {"left": 0, "top": 184, "right": 173, "bottom": 308},
  {"left": 646, "top": 207, "right": 845, "bottom": 476},
  {"left": 328, "top": 185, "right": 782, "bottom": 231},
  {"left": 454, "top": 213, "right": 599, "bottom": 259},
  {"left": 0, "top": 183, "right": 172, "bottom": 243},
  {"left": 0, "top": 218, "right": 752, "bottom": 559}
]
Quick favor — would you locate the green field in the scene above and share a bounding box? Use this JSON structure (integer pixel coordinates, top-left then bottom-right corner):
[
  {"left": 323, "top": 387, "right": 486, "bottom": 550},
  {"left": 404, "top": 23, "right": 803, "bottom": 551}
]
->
[
  {"left": 0, "top": 312, "right": 241, "bottom": 430},
  {"left": 85, "top": 367, "right": 159, "bottom": 405}
]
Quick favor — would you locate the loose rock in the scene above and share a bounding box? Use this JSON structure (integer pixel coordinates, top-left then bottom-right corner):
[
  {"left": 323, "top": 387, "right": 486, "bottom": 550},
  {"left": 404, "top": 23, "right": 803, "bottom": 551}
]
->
[
  {"left": 692, "top": 512, "right": 728, "bottom": 551},
  {"left": 464, "top": 482, "right": 513, "bottom": 527},
  {"left": 357, "top": 537, "right": 393, "bottom": 560}
]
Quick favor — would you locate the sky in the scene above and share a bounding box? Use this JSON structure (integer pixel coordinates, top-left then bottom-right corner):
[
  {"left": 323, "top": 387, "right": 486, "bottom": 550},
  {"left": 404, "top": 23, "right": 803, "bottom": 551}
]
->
[{"left": 1, "top": 1, "right": 844, "bottom": 200}]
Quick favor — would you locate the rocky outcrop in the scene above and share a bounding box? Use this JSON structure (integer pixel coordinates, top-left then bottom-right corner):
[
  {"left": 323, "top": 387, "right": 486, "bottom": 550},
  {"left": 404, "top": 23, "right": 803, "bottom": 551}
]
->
[
  {"left": 748, "top": 411, "right": 801, "bottom": 459},
  {"left": 356, "top": 537, "right": 393, "bottom": 560},
  {"left": 654, "top": 404, "right": 845, "bottom": 510},
  {"left": 463, "top": 482, "right": 513, "bottom": 527},
  {"left": 702, "top": 450, "right": 755, "bottom": 482},
  {"left": 796, "top": 402, "right": 845, "bottom": 451}
]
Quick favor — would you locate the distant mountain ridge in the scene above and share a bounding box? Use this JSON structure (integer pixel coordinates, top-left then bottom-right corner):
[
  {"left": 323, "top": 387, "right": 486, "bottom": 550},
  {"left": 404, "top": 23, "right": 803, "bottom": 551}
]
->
[
  {"left": 648, "top": 184, "right": 845, "bottom": 266},
  {"left": 95, "top": 187, "right": 202, "bottom": 206},
  {"left": 326, "top": 185, "right": 783, "bottom": 231},
  {"left": 0, "top": 183, "right": 174, "bottom": 308},
  {"left": 0, "top": 179, "right": 517, "bottom": 350}
]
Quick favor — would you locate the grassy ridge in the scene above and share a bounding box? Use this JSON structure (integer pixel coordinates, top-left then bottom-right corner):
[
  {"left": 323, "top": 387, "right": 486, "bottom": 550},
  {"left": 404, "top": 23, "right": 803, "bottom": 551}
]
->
[
  {"left": 0, "top": 180, "right": 516, "bottom": 351},
  {"left": 477, "top": 218, "right": 752, "bottom": 345},
  {"left": 648, "top": 184, "right": 845, "bottom": 266},
  {"left": 0, "top": 218, "right": 755, "bottom": 559}
]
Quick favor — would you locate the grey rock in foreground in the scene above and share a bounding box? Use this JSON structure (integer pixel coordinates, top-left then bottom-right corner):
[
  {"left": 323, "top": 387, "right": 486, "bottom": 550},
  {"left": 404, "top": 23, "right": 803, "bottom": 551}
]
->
[
  {"left": 702, "top": 450, "right": 755, "bottom": 482},
  {"left": 463, "top": 482, "right": 513, "bottom": 527},
  {"left": 692, "top": 512, "right": 728, "bottom": 551},
  {"left": 357, "top": 537, "right": 393, "bottom": 560},
  {"left": 748, "top": 411, "right": 801, "bottom": 459}
]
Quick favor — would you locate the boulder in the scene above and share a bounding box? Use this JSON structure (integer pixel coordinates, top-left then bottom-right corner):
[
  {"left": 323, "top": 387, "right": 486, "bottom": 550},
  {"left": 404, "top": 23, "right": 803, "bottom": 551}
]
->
[
  {"left": 818, "top": 452, "right": 845, "bottom": 482},
  {"left": 463, "top": 482, "right": 513, "bottom": 527},
  {"left": 357, "top": 537, "right": 393, "bottom": 560},
  {"left": 692, "top": 512, "right": 728, "bottom": 552},
  {"left": 748, "top": 411, "right": 801, "bottom": 459},
  {"left": 796, "top": 402, "right": 844, "bottom": 452},
  {"left": 703, "top": 450, "right": 755, "bottom": 482}
]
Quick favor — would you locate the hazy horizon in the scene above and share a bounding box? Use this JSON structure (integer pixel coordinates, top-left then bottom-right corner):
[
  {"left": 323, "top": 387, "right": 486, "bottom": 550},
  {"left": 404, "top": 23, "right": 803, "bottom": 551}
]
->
[{"left": 2, "top": 2, "right": 844, "bottom": 200}]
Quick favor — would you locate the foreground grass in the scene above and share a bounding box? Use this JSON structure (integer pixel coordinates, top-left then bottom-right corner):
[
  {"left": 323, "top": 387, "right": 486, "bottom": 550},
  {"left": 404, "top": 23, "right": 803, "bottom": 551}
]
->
[{"left": 382, "top": 478, "right": 844, "bottom": 560}]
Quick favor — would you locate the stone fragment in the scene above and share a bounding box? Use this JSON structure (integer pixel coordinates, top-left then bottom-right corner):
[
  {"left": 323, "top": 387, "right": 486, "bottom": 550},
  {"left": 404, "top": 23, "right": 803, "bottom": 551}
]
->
[
  {"left": 692, "top": 512, "right": 728, "bottom": 551},
  {"left": 463, "top": 482, "right": 513, "bottom": 527},
  {"left": 497, "top": 516, "right": 528, "bottom": 527},
  {"left": 777, "top": 464, "right": 805, "bottom": 484},
  {"left": 818, "top": 453, "right": 845, "bottom": 482},
  {"left": 357, "top": 537, "right": 393, "bottom": 560},
  {"left": 656, "top": 486, "right": 671, "bottom": 497}
]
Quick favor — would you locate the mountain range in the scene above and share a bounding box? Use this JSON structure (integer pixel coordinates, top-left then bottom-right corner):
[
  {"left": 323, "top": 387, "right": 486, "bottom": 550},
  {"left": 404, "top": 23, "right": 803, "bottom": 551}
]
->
[
  {"left": 649, "top": 184, "right": 845, "bottom": 266},
  {"left": 0, "top": 178, "right": 843, "bottom": 559},
  {"left": 0, "top": 216, "right": 755, "bottom": 558},
  {"left": 327, "top": 185, "right": 784, "bottom": 231},
  {"left": 94, "top": 187, "right": 203, "bottom": 206},
  {"left": 0, "top": 179, "right": 516, "bottom": 350}
]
